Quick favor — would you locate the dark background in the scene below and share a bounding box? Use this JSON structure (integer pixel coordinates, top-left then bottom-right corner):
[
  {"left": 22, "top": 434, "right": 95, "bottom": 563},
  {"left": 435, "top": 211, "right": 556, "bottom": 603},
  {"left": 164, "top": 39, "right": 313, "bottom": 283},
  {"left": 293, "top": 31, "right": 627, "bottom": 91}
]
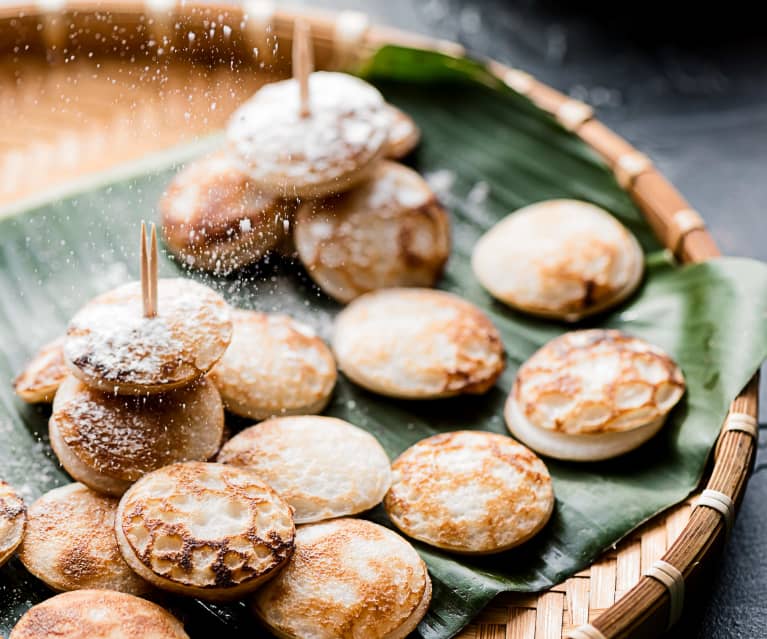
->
[{"left": 304, "top": 0, "right": 767, "bottom": 636}]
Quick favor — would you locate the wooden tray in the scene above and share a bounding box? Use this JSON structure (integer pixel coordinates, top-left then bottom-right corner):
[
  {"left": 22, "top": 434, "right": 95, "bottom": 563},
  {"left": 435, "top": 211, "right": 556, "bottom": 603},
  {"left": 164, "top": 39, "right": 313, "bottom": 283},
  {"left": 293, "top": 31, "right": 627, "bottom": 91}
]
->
[{"left": 0, "top": 3, "right": 759, "bottom": 638}]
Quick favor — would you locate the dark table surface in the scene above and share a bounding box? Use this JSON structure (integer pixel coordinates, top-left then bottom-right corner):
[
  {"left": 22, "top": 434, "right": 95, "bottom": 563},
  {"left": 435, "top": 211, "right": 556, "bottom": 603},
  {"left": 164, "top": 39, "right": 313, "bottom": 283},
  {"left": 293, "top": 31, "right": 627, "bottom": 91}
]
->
[{"left": 302, "top": 1, "right": 767, "bottom": 636}]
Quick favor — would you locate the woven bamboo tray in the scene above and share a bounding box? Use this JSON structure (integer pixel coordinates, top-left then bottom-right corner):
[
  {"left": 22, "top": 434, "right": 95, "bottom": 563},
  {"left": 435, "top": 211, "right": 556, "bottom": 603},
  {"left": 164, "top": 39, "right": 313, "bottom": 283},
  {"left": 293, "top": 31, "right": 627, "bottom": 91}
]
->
[{"left": 0, "top": 3, "right": 759, "bottom": 638}]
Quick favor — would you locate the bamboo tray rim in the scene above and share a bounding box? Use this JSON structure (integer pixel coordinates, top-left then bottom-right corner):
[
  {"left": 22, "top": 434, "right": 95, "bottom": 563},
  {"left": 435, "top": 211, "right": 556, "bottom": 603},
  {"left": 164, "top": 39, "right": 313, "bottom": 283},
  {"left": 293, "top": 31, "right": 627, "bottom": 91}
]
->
[{"left": 0, "top": 3, "right": 760, "bottom": 639}]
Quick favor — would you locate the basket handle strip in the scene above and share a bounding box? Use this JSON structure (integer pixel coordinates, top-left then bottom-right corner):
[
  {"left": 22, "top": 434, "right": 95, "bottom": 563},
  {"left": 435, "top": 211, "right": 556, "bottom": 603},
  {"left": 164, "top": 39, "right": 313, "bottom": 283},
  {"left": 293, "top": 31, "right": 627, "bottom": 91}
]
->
[
  {"left": 722, "top": 412, "right": 759, "bottom": 439},
  {"left": 644, "top": 560, "right": 685, "bottom": 629},
  {"left": 695, "top": 489, "right": 735, "bottom": 538},
  {"left": 568, "top": 624, "right": 607, "bottom": 639}
]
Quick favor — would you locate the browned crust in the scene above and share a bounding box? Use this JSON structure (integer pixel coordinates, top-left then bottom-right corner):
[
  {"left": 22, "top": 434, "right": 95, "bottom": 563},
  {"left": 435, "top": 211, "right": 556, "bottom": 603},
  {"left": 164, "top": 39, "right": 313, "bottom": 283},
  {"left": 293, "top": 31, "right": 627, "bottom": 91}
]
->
[
  {"left": 116, "top": 462, "right": 295, "bottom": 600},
  {"left": 18, "top": 483, "right": 151, "bottom": 594},
  {"left": 8, "top": 590, "right": 188, "bottom": 639},
  {"left": 295, "top": 161, "right": 451, "bottom": 304},
  {"left": 160, "top": 151, "right": 296, "bottom": 273},
  {"left": 513, "top": 329, "right": 686, "bottom": 435},
  {"left": 50, "top": 376, "right": 224, "bottom": 482},
  {"left": 384, "top": 431, "right": 554, "bottom": 554},
  {"left": 252, "top": 518, "right": 429, "bottom": 638}
]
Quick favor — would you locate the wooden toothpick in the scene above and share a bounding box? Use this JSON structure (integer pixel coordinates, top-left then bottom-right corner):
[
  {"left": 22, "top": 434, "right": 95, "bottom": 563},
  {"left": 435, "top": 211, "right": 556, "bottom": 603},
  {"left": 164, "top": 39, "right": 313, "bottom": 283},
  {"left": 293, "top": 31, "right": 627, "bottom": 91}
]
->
[
  {"left": 293, "top": 18, "right": 313, "bottom": 118},
  {"left": 140, "top": 221, "right": 158, "bottom": 318}
]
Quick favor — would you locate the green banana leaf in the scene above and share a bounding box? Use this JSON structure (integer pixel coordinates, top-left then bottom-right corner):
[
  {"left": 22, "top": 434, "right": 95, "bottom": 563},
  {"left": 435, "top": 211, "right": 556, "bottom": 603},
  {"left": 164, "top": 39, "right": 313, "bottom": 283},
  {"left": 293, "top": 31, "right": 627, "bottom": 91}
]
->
[{"left": 2, "top": 45, "right": 767, "bottom": 639}]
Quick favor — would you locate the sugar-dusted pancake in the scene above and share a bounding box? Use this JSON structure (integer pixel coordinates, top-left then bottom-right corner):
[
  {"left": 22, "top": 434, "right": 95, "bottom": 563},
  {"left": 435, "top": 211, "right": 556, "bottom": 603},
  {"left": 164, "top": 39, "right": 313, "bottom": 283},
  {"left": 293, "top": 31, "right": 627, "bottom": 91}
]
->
[
  {"left": 49, "top": 375, "right": 224, "bottom": 496},
  {"left": 18, "top": 483, "right": 151, "bottom": 594},
  {"left": 384, "top": 431, "right": 554, "bottom": 554},
  {"left": 8, "top": 590, "right": 188, "bottom": 639},
  {"left": 295, "top": 161, "right": 450, "bottom": 303},
  {"left": 115, "top": 462, "right": 295, "bottom": 601},
  {"left": 472, "top": 199, "right": 644, "bottom": 321},
  {"left": 160, "top": 151, "right": 295, "bottom": 274},
  {"left": 208, "top": 310, "right": 336, "bottom": 420},
  {"left": 64, "top": 278, "right": 231, "bottom": 395},
  {"left": 218, "top": 416, "right": 391, "bottom": 523},
  {"left": 333, "top": 288, "right": 505, "bottom": 399},
  {"left": 13, "top": 337, "right": 67, "bottom": 403},
  {"left": 228, "top": 72, "right": 390, "bottom": 198},
  {"left": 0, "top": 479, "right": 26, "bottom": 568},
  {"left": 506, "top": 329, "right": 686, "bottom": 461},
  {"left": 253, "top": 518, "right": 431, "bottom": 639}
]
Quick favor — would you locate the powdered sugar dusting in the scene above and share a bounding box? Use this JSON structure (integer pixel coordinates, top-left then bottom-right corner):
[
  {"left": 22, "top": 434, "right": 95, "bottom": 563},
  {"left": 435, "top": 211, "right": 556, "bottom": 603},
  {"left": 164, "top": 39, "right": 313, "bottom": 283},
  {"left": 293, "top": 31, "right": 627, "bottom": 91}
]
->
[
  {"left": 228, "top": 72, "right": 390, "bottom": 191},
  {"left": 64, "top": 278, "right": 231, "bottom": 389}
]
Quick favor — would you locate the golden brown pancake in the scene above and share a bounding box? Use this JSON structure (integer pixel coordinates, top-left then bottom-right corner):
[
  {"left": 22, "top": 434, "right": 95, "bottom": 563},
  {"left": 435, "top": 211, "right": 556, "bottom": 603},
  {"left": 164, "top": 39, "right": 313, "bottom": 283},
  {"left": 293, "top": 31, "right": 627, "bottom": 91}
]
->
[{"left": 49, "top": 375, "right": 224, "bottom": 495}]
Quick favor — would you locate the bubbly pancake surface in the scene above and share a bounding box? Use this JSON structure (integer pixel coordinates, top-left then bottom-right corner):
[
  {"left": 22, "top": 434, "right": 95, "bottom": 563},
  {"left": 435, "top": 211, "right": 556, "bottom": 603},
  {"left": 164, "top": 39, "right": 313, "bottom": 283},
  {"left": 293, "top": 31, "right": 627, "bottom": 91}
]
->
[
  {"left": 472, "top": 199, "right": 644, "bottom": 320},
  {"left": 294, "top": 161, "right": 450, "bottom": 303},
  {"left": 160, "top": 151, "right": 294, "bottom": 273},
  {"left": 0, "top": 479, "right": 26, "bottom": 567},
  {"left": 64, "top": 278, "right": 232, "bottom": 394},
  {"left": 510, "top": 329, "right": 685, "bottom": 435},
  {"left": 18, "top": 483, "right": 150, "bottom": 594},
  {"left": 333, "top": 288, "right": 505, "bottom": 398},
  {"left": 253, "top": 518, "right": 431, "bottom": 639},
  {"left": 227, "top": 72, "right": 390, "bottom": 197},
  {"left": 208, "top": 310, "right": 336, "bottom": 420},
  {"left": 115, "top": 462, "right": 295, "bottom": 600},
  {"left": 384, "top": 105, "right": 421, "bottom": 159},
  {"left": 49, "top": 376, "right": 224, "bottom": 495},
  {"left": 8, "top": 589, "right": 189, "bottom": 639},
  {"left": 218, "top": 416, "right": 391, "bottom": 523},
  {"left": 13, "top": 336, "right": 68, "bottom": 403},
  {"left": 384, "top": 431, "right": 554, "bottom": 554}
]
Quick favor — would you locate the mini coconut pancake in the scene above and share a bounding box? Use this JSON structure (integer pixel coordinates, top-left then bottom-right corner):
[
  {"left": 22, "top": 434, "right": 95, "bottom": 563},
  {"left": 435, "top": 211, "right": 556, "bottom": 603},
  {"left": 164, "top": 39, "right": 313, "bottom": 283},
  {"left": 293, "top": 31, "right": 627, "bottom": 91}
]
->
[
  {"left": 384, "top": 104, "right": 421, "bottom": 159},
  {"left": 227, "top": 71, "right": 390, "bottom": 198},
  {"left": 294, "top": 161, "right": 450, "bottom": 303},
  {"left": 253, "top": 518, "right": 431, "bottom": 639},
  {"left": 505, "top": 329, "right": 686, "bottom": 461},
  {"left": 13, "top": 337, "right": 68, "bottom": 403},
  {"left": 115, "top": 462, "right": 295, "bottom": 601},
  {"left": 0, "top": 480, "right": 26, "bottom": 568},
  {"left": 472, "top": 199, "right": 644, "bottom": 321},
  {"left": 64, "top": 277, "right": 231, "bottom": 395},
  {"left": 8, "top": 590, "right": 189, "bottom": 639},
  {"left": 49, "top": 375, "right": 224, "bottom": 496},
  {"left": 208, "top": 310, "right": 336, "bottom": 420},
  {"left": 218, "top": 416, "right": 391, "bottom": 523},
  {"left": 333, "top": 288, "right": 505, "bottom": 399},
  {"left": 160, "top": 151, "right": 296, "bottom": 274},
  {"left": 18, "top": 483, "right": 151, "bottom": 594},
  {"left": 384, "top": 431, "right": 554, "bottom": 554}
]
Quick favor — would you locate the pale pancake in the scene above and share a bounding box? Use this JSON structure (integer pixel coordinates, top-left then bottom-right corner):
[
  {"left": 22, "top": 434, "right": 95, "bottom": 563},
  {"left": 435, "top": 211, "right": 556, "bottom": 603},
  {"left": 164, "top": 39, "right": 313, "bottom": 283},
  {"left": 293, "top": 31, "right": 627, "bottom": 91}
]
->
[
  {"left": 384, "top": 431, "right": 554, "bottom": 554},
  {"left": 472, "top": 199, "right": 644, "bottom": 321},
  {"left": 49, "top": 376, "right": 224, "bottom": 496},
  {"left": 294, "top": 161, "right": 450, "bottom": 303},
  {"left": 64, "top": 278, "right": 232, "bottom": 395},
  {"left": 0, "top": 480, "right": 26, "bottom": 568},
  {"left": 252, "top": 518, "right": 431, "bottom": 639},
  {"left": 208, "top": 310, "right": 336, "bottom": 420},
  {"left": 18, "top": 483, "right": 151, "bottom": 594},
  {"left": 218, "top": 416, "right": 391, "bottom": 523},
  {"left": 8, "top": 590, "right": 188, "bottom": 639},
  {"left": 333, "top": 288, "right": 505, "bottom": 399},
  {"left": 160, "top": 151, "right": 295, "bottom": 274},
  {"left": 116, "top": 462, "right": 295, "bottom": 601},
  {"left": 228, "top": 72, "right": 390, "bottom": 198},
  {"left": 13, "top": 337, "right": 68, "bottom": 403}
]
